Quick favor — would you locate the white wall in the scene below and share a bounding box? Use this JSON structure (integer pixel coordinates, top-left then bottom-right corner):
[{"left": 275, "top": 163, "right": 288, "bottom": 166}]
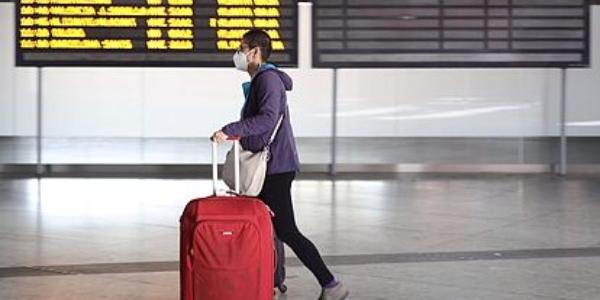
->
[
  {"left": 0, "top": 5, "right": 37, "bottom": 136},
  {"left": 0, "top": 3, "right": 598, "bottom": 138},
  {"left": 0, "top": 5, "right": 16, "bottom": 135}
]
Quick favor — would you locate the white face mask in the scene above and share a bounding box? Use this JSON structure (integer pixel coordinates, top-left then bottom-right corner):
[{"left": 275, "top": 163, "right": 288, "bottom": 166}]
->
[{"left": 233, "top": 50, "right": 248, "bottom": 72}]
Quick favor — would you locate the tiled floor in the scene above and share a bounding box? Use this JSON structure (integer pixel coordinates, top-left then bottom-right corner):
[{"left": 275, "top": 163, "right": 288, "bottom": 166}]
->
[{"left": 1, "top": 174, "right": 600, "bottom": 299}]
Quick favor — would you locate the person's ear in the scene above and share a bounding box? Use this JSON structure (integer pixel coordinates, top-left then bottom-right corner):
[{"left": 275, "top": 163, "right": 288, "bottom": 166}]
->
[
  {"left": 245, "top": 48, "right": 255, "bottom": 63},
  {"left": 251, "top": 47, "right": 262, "bottom": 63}
]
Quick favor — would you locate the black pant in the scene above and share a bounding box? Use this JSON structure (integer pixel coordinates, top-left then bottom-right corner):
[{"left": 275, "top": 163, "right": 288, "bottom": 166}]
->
[{"left": 258, "top": 172, "right": 334, "bottom": 287}]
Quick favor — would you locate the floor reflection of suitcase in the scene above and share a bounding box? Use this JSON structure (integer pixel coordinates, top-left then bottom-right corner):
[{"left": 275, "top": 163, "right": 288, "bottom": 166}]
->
[{"left": 180, "top": 140, "right": 276, "bottom": 300}]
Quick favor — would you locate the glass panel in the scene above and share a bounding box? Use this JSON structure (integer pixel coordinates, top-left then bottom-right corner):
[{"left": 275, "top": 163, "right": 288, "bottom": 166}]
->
[
  {"left": 566, "top": 6, "right": 600, "bottom": 165},
  {"left": 336, "top": 69, "right": 563, "bottom": 166},
  {"left": 40, "top": 68, "right": 331, "bottom": 166}
]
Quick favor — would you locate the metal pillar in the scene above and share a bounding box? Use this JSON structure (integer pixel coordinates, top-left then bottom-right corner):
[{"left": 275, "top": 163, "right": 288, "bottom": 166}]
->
[
  {"left": 330, "top": 68, "right": 338, "bottom": 176},
  {"left": 36, "top": 67, "right": 43, "bottom": 177},
  {"left": 559, "top": 68, "right": 568, "bottom": 176}
]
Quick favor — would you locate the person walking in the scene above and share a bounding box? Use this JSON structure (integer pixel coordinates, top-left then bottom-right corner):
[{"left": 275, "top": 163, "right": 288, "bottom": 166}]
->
[{"left": 211, "top": 29, "right": 349, "bottom": 300}]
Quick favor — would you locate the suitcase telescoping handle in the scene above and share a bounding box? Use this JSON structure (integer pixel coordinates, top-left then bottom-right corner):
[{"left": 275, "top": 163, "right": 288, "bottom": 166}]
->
[{"left": 211, "top": 136, "right": 241, "bottom": 196}]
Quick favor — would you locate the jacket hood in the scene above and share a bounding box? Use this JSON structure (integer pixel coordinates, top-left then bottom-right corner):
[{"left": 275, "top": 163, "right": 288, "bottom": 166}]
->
[{"left": 255, "top": 63, "right": 293, "bottom": 91}]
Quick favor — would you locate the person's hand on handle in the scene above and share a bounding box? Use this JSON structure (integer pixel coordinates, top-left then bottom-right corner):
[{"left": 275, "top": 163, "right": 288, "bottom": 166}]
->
[{"left": 211, "top": 130, "right": 228, "bottom": 144}]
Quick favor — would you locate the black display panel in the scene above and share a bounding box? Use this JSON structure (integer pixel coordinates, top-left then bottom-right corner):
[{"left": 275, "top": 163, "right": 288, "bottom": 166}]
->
[
  {"left": 16, "top": 0, "right": 298, "bottom": 67},
  {"left": 313, "top": 0, "right": 590, "bottom": 68}
]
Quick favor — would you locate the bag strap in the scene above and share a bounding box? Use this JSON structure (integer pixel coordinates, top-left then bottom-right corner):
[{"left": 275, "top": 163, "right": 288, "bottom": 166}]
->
[{"left": 267, "top": 112, "right": 285, "bottom": 148}]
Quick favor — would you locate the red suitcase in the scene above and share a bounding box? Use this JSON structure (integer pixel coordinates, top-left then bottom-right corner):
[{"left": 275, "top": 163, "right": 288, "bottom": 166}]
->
[{"left": 180, "top": 140, "right": 275, "bottom": 300}]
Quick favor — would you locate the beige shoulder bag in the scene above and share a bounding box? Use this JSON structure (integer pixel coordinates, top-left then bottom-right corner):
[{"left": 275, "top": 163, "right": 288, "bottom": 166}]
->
[{"left": 222, "top": 114, "right": 284, "bottom": 196}]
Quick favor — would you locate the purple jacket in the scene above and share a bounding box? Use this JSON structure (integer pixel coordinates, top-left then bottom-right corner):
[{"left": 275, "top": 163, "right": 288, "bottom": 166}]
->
[{"left": 222, "top": 65, "right": 300, "bottom": 175}]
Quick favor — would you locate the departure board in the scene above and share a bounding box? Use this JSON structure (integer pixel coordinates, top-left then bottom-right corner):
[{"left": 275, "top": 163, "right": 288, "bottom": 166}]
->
[
  {"left": 16, "top": 0, "right": 298, "bottom": 67},
  {"left": 313, "top": 0, "right": 590, "bottom": 68}
]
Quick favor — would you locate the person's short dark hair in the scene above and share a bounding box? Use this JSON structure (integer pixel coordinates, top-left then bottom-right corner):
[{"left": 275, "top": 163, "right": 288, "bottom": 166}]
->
[{"left": 243, "top": 29, "right": 272, "bottom": 62}]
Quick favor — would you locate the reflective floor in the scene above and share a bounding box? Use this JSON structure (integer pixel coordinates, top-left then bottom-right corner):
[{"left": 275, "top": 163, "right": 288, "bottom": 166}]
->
[{"left": 1, "top": 175, "right": 600, "bottom": 299}]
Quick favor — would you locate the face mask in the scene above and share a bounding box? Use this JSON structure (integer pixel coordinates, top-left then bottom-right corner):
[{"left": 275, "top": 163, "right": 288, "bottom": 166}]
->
[{"left": 233, "top": 50, "right": 248, "bottom": 72}]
